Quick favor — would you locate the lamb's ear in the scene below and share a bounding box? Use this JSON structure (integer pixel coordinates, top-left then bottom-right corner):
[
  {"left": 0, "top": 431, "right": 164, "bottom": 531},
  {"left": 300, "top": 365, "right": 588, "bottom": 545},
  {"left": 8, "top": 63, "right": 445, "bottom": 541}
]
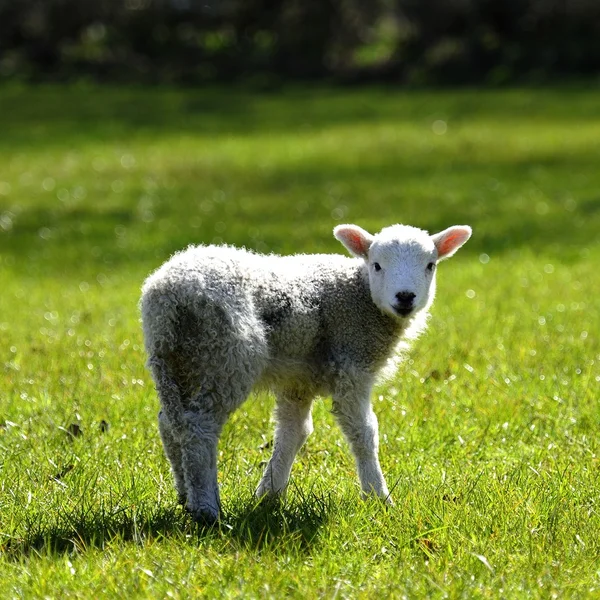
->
[
  {"left": 431, "top": 225, "right": 472, "bottom": 260},
  {"left": 333, "top": 224, "right": 374, "bottom": 259}
]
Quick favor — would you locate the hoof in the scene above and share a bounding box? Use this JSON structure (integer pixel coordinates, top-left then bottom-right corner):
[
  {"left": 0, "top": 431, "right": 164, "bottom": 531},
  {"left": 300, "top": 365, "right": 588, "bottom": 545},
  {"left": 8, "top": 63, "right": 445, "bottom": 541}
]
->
[
  {"left": 361, "top": 490, "right": 394, "bottom": 506},
  {"left": 187, "top": 503, "right": 220, "bottom": 527},
  {"left": 255, "top": 480, "right": 286, "bottom": 500},
  {"left": 255, "top": 490, "right": 283, "bottom": 508}
]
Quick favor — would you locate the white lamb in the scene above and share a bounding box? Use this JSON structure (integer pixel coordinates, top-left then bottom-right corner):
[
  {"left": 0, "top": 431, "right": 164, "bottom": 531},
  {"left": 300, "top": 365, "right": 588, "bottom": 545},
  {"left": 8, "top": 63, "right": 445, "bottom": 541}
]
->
[{"left": 140, "top": 222, "right": 471, "bottom": 524}]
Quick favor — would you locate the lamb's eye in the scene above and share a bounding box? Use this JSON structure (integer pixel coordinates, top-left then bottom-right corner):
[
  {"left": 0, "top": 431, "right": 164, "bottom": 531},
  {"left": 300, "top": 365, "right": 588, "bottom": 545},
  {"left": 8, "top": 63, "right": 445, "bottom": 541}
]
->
[
  {"left": 373, "top": 262, "right": 381, "bottom": 272},
  {"left": 426, "top": 262, "right": 435, "bottom": 272}
]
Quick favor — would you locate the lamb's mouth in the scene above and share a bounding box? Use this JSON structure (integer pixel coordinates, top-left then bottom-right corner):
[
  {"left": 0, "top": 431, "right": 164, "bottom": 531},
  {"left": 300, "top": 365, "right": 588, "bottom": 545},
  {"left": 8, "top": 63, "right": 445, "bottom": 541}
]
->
[{"left": 392, "top": 305, "right": 413, "bottom": 317}]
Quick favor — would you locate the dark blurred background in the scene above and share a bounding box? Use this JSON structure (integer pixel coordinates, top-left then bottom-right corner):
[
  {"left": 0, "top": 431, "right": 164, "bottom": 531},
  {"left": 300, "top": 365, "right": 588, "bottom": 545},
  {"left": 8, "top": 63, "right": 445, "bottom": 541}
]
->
[{"left": 2, "top": 0, "right": 600, "bottom": 85}]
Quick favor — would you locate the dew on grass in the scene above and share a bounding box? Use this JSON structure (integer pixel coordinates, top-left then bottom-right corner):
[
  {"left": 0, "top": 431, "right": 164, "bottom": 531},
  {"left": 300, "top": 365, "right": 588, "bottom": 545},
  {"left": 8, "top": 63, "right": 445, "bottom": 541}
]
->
[
  {"left": 73, "top": 186, "right": 87, "bottom": 200},
  {"left": 531, "top": 271, "right": 543, "bottom": 282},
  {"left": 432, "top": 120, "right": 447, "bottom": 135},
  {"left": 466, "top": 289, "right": 476, "bottom": 299},
  {"left": 112, "top": 180, "right": 124, "bottom": 193},
  {"left": 121, "top": 154, "right": 136, "bottom": 169},
  {"left": 331, "top": 205, "right": 348, "bottom": 220},
  {"left": 42, "top": 177, "right": 55, "bottom": 191},
  {"left": 0, "top": 212, "right": 13, "bottom": 231},
  {"left": 38, "top": 227, "right": 52, "bottom": 240},
  {"left": 479, "top": 253, "right": 490, "bottom": 264},
  {"left": 19, "top": 172, "right": 32, "bottom": 186},
  {"left": 544, "top": 263, "right": 555, "bottom": 274}
]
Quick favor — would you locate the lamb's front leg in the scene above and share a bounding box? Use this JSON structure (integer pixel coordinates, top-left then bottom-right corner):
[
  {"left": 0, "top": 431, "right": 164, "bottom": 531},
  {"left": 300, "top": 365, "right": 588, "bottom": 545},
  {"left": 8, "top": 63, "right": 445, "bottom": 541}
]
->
[{"left": 332, "top": 378, "right": 391, "bottom": 503}]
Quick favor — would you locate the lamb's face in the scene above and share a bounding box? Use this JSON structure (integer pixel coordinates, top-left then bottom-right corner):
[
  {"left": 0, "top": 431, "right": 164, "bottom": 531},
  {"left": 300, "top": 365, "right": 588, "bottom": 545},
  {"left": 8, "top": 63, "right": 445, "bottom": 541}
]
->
[
  {"left": 367, "top": 229, "right": 437, "bottom": 320},
  {"left": 334, "top": 222, "right": 472, "bottom": 321}
]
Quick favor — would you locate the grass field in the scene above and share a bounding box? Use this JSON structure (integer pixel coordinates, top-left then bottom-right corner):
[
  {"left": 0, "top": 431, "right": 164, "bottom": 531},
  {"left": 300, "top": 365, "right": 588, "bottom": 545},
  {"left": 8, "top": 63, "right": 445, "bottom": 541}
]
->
[{"left": 0, "top": 84, "right": 599, "bottom": 598}]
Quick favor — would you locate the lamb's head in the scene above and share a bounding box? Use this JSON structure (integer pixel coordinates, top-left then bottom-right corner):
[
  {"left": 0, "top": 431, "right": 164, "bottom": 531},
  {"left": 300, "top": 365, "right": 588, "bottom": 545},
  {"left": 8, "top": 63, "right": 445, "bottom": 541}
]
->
[{"left": 334, "top": 223, "right": 471, "bottom": 320}]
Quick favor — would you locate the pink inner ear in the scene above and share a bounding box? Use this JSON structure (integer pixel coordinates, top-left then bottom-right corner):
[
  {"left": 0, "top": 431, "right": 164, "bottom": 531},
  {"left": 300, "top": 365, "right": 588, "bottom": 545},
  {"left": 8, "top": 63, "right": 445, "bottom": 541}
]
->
[
  {"left": 348, "top": 230, "right": 368, "bottom": 255},
  {"left": 438, "top": 230, "right": 467, "bottom": 256}
]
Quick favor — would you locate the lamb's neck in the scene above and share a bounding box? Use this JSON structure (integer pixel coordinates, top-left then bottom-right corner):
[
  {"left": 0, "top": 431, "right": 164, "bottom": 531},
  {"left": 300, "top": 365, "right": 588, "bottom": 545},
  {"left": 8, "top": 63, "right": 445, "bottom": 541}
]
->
[{"left": 351, "top": 263, "right": 406, "bottom": 354}]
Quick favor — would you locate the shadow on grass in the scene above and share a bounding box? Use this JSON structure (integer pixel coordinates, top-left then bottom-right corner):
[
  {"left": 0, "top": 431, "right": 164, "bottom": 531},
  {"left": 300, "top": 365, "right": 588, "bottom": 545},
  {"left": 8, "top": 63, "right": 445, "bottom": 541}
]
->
[
  {"left": 1, "top": 503, "right": 188, "bottom": 557},
  {"left": 2, "top": 85, "right": 600, "bottom": 151},
  {"left": 221, "top": 489, "right": 331, "bottom": 551},
  {"left": 2, "top": 491, "right": 330, "bottom": 558}
]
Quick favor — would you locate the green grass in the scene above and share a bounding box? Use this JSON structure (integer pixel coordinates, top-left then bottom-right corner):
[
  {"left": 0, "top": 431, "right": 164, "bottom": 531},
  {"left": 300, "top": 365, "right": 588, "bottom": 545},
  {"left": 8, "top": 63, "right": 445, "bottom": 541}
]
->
[{"left": 0, "top": 83, "right": 599, "bottom": 598}]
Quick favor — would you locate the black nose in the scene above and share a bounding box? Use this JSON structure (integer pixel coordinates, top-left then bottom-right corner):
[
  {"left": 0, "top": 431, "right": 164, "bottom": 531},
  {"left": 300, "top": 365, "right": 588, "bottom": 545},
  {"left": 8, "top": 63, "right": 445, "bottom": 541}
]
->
[{"left": 395, "top": 291, "right": 416, "bottom": 307}]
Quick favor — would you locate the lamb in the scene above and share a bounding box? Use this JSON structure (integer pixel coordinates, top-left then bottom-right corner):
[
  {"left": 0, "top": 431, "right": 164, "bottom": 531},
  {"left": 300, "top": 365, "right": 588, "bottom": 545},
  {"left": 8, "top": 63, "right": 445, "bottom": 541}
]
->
[{"left": 140, "top": 222, "right": 472, "bottom": 524}]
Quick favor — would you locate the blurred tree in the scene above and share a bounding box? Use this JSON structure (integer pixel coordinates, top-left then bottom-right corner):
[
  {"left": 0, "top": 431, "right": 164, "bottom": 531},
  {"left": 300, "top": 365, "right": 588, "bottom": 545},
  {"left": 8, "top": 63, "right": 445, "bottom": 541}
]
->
[
  {"left": 0, "top": 0, "right": 598, "bottom": 83},
  {"left": 392, "top": 0, "right": 600, "bottom": 83}
]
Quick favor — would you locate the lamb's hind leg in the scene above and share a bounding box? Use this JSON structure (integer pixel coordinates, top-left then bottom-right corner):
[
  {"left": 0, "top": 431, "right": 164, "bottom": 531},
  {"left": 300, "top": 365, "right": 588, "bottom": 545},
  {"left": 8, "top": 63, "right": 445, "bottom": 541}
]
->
[
  {"left": 179, "top": 404, "right": 229, "bottom": 524},
  {"left": 181, "top": 371, "right": 258, "bottom": 524},
  {"left": 149, "top": 357, "right": 187, "bottom": 504},
  {"left": 150, "top": 355, "right": 235, "bottom": 524},
  {"left": 158, "top": 409, "right": 186, "bottom": 505},
  {"left": 256, "top": 389, "right": 314, "bottom": 497}
]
